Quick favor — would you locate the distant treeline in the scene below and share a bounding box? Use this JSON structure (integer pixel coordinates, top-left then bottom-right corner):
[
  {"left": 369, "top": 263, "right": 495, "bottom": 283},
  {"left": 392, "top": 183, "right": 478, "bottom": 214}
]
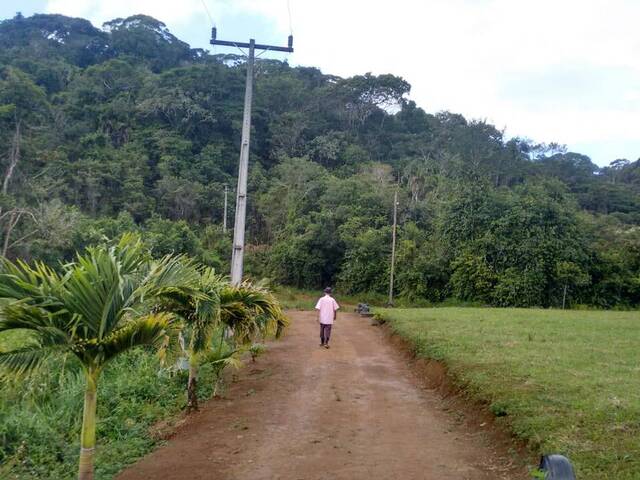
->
[{"left": 0, "top": 13, "right": 638, "bottom": 307}]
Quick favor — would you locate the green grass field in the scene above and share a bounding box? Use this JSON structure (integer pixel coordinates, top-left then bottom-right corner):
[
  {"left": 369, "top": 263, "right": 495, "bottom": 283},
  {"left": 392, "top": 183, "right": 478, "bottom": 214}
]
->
[{"left": 377, "top": 307, "right": 640, "bottom": 480}]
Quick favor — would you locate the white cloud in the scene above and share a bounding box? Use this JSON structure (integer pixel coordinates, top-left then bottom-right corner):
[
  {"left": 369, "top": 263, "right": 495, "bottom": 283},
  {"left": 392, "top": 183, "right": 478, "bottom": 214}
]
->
[{"left": 45, "top": 0, "right": 640, "bottom": 164}]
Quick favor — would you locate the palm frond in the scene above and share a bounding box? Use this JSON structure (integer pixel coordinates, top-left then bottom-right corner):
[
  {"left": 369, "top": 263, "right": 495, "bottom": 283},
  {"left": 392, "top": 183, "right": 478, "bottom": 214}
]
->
[
  {"left": 166, "top": 266, "right": 226, "bottom": 354},
  {"left": 62, "top": 246, "right": 126, "bottom": 339},
  {"left": 111, "top": 233, "right": 149, "bottom": 272},
  {"left": 0, "top": 234, "right": 207, "bottom": 378},
  {"left": 142, "top": 255, "right": 202, "bottom": 298},
  {"left": 0, "top": 330, "right": 72, "bottom": 380},
  {"left": 188, "top": 297, "right": 218, "bottom": 353},
  {"left": 0, "top": 258, "right": 62, "bottom": 304},
  {"left": 59, "top": 241, "right": 198, "bottom": 342},
  {"left": 219, "top": 283, "right": 289, "bottom": 344},
  {"left": 198, "top": 267, "right": 227, "bottom": 291},
  {"left": 0, "top": 301, "right": 75, "bottom": 337},
  {"left": 0, "top": 346, "right": 53, "bottom": 379},
  {"left": 97, "top": 312, "right": 179, "bottom": 364},
  {"left": 63, "top": 235, "right": 157, "bottom": 340},
  {"left": 198, "top": 345, "right": 242, "bottom": 369}
]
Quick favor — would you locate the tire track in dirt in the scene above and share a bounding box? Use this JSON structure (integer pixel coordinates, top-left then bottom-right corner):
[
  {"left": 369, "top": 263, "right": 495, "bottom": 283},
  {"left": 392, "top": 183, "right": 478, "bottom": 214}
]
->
[{"left": 117, "top": 311, "right": 530, "bottom": 480}]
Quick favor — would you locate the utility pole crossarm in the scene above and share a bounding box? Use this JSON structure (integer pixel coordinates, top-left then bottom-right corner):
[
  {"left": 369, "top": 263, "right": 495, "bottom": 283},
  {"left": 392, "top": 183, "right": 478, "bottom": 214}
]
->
[
  {"left": 210, "top": 39, "right": 293, "bottom": 53},
  {"left": 210, "top": 28, "right": 294, "bottom": 53}
]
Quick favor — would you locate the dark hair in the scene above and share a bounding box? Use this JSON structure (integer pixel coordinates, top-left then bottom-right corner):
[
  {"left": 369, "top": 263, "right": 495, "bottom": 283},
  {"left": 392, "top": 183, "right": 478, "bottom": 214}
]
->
[{"left": 323, "top": 287, "right": 332, "bottom": 294}]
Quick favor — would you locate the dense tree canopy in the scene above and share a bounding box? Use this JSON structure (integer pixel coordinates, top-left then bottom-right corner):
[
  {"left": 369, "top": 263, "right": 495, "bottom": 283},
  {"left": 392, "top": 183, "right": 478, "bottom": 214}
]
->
[{"left": 0, "top": 13, "right": 638, "bottom": 307}]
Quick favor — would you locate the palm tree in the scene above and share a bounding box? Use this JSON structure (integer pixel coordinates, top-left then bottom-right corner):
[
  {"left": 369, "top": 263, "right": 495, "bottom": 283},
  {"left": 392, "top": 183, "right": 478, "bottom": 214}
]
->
[
  {"left": 170, "top": 273, "right": 288, "bottom": 410},
  {"left": 0, "top": 235, "right": 199, "bottom": 480},
  {"left": 218, "top": 281, "right": 288, "bottom": 344},
  {"left": 212, "top": 282, "right": 288, "bottom": 398},
  {"left": 168, "top": 267, "right": 225, "bottom": 411},
  {"left": 202, "top": 325, "right": 243, "bottom": 399}
]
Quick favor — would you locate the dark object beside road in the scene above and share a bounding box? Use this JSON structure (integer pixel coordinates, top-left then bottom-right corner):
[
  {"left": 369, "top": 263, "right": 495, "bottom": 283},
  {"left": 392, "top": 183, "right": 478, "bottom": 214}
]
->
[
  {"left": 538, "top": 454, "right": 576, "bottom": 479},
  {"left": 355, "top": 303, "right": 373, "bottom": 317}
]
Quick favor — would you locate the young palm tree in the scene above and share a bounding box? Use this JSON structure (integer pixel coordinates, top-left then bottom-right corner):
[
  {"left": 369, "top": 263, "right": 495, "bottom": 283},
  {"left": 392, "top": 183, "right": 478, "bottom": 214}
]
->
[
  {"left": 211, "top": 282, "right": 288, "bottom": 397},
  {"left": 205, "top": 326, "right": 243, "bottom": 398},
  {"left": 171, "top": 272, "right": 288, "bottom": 410},
  {"left": 0, "top": 235, "right": 199, "bottom": 480},
  {"left": 218, "top": 281, "right": 288, "bottom": 344},
  {"left": 169, "top": 267, "right": 225, "bottom": 411}
]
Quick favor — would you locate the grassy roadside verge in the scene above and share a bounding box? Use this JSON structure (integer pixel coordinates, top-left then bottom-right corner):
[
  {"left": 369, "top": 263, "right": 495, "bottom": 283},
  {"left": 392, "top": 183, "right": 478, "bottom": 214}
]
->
[
  {"left": 376, "top": 307, "right": 640, "bottom": 480},
  {"left": 272, "top": 285, "right": 437, "bottom": 310},
  {"left": 0, "top": 340, "right": 218, "bottom": 480},
  {"left": 271, "top": 286, "right": 377, "bottom": 310}
]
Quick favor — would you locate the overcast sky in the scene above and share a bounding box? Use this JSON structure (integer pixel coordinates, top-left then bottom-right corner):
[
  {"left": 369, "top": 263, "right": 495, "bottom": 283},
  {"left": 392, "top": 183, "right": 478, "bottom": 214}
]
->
[{"left": 4, "top": 0, "right": 640, "bottom": 166}]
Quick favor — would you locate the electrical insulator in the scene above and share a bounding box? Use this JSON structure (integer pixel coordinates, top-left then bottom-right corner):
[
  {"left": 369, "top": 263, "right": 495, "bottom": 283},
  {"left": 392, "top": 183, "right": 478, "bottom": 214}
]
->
[
  {"left": 288, "top": 35, "right": 293, "bottom": 49},
  {"left": 212, "top": 27, "right": 217, "bottom": 41}
]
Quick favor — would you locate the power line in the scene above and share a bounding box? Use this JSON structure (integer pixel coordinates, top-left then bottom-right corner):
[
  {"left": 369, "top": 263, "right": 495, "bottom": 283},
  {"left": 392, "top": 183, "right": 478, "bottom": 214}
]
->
[
  {"left": 287, "top": 0, "right": 293, "bottom": 35},
  {"left": 200, "top": 0, "right": 215, "bottom": 27}
]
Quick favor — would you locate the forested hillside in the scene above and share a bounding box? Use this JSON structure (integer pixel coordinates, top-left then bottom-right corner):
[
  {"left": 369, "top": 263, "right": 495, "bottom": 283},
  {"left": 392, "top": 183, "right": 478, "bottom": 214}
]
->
[{"left": 1, "top": 13, "right": 639, "bottom": 307}]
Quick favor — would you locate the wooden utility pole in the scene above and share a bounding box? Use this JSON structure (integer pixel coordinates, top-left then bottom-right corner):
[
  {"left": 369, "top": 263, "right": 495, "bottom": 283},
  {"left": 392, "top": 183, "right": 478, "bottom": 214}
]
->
[
  {"left": 388, "top": 189, "right": 399, "bottom": 306},
  {"left": 211, "top": 29, "right": 293, "bottom": 285},
  {"left": 223, "top": 184, "right": 228, "bottom": 234}
]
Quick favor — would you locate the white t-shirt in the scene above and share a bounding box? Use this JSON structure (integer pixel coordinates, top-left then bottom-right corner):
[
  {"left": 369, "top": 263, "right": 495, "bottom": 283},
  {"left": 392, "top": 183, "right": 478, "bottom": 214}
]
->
[{"left": 315, "top": 295, "right": 340, "bottom": 324}]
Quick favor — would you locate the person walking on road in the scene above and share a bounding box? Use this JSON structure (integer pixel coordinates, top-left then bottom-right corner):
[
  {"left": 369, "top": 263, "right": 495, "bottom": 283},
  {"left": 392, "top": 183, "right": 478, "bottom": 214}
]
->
[{"left": 315, "top": 287, "right": 340, "bottom": 349}]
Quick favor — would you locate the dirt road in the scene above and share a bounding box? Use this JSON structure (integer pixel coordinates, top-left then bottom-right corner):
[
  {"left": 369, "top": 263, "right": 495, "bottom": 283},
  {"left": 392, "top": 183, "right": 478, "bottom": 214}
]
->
[{"left": 118, "top": 311, "right": 529, "bottom": 480}]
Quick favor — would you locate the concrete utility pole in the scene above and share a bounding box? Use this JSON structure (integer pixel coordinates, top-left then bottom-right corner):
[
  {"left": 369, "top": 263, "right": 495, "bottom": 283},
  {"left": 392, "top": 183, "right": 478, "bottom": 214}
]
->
[
  {"left": 211, "top": 29, "right": 293, "bottom": 285},
  {"left": 388, "top": 189, "right": 399, "bottom": 306},
  {"left": 223, "top": 184, "right": 228, "bottom": 234}
]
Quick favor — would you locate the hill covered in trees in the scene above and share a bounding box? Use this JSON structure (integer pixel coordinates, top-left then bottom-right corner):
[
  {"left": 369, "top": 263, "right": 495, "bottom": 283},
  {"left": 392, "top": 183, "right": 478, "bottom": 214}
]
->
[{"left": 0, "top": 12, "right": 639, "bottom": 308}]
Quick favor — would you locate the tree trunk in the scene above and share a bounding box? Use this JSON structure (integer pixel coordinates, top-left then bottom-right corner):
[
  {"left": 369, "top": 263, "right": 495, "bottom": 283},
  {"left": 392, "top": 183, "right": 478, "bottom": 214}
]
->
[
  {"left": 213, "top": 374, "right": 221, "bottom": 398},
  {"left": 3, "top": 119, "right": 21, "bottom": 195},
  {"left": 562, "top": 283, "right": 568, "bottom": 310},
  {"left": 2, "top": 210, "right": 18, "bottom": 257},
  {"left": 186, "top": 359, "right": 198, "bottom": 412},
  {"left": 78, "top": 373, "right": 98, "bottom": 480},
  {"left": 212, "top": 366, "right": 224, "bottom": 398}
]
